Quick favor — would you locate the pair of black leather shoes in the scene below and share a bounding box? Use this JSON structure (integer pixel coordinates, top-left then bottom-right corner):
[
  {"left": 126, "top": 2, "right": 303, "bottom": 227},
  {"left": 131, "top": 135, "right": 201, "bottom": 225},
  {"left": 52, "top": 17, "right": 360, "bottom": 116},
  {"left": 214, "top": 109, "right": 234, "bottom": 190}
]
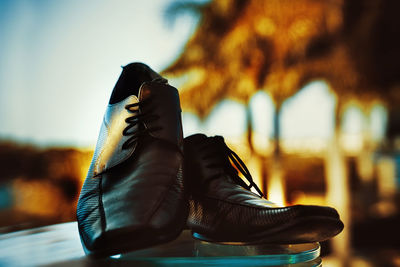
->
[{"left": 76, "top": 63, "right": 344, "bottom": 257}]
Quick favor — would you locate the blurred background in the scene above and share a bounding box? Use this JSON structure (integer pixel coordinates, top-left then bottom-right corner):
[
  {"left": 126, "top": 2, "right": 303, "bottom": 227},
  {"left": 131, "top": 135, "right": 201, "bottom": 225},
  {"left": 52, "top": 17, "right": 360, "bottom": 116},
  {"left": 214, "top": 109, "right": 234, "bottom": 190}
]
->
[{"left": 0, "top": 0, "right": 399, "bottom": 266}]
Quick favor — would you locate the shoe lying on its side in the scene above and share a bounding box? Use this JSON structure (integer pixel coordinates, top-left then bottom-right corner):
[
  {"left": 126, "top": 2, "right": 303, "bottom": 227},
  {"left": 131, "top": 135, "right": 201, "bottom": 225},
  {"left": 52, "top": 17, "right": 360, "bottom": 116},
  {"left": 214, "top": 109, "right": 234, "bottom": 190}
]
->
[
  {"left": 77, "top": 63, "right": 187, "bottom": 257},
  {"left": 184, "top": 134, "right": 344, "bottom": 244}
]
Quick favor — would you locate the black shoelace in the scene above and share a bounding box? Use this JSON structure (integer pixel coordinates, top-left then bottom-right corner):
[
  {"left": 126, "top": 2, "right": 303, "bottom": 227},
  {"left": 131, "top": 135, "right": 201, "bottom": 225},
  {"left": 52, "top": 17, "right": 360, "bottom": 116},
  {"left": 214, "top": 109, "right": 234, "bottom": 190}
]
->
[
  {"left": 202, "top": 136, "right": 264, "bottom": 198},
  {"left": 121, "top": 97, "right": 161, "bottom": 150}
]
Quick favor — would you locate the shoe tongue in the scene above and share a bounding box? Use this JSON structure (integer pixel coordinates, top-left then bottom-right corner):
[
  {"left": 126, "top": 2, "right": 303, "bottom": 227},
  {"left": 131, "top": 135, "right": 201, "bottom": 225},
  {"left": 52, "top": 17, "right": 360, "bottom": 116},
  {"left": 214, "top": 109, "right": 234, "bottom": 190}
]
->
[
  {"left": 109, "top": 63, "right": 162, "bottom": 104},
  {"left": 138, "top": 80, "right": 183, "bottom": 148},
  {"left": 211, "top": 135, "right": 225, "bottom": 144},
  {"left": 185, "top": 134, "right": 208, "bottom": 144},
  {"left": 207, "top": 135, "right": 227, "bottom": 151},
  {"left": 185, "top": 134, "right": 225, "bottom": 146}
]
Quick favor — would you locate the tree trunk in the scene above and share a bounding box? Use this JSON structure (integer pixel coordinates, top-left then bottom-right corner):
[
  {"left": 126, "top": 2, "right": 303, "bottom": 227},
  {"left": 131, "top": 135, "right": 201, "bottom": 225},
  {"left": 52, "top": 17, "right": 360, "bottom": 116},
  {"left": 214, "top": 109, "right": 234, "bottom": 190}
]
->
[
  {"left": 267, "top": 101, "right": 285, "bottom": 205},
  {"left": 245, "top": 103, "right": 255, "bottom": 154},
  {"left": 325, "top": 99, "right": 351, "bottom": 265},
  {"left": 245, "top": 102, "right": 265, "bottom": 195},
  {"left": 273, "top": 102, "right": 282, "bottom": 159}
]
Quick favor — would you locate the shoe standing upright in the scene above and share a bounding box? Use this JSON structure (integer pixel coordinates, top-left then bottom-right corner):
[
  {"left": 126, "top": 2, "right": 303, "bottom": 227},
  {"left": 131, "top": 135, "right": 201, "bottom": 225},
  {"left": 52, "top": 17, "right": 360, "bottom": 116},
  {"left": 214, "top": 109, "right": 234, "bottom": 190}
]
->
[{"left": 77, "top": 63, "right": 187, "bottom": 257}]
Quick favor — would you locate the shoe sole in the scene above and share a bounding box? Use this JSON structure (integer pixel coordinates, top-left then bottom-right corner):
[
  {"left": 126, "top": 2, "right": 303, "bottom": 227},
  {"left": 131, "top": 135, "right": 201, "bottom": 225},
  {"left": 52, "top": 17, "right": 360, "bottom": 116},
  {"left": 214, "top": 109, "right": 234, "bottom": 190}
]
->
[
  {"left": 191, "top": 215, "right": 344, "bottom": 245},
  {"left": 79, "top": 227, "right": 182, "bottom": 258},
  {"left": 79, "top": 203, "right": 189, "bottom": 258}
]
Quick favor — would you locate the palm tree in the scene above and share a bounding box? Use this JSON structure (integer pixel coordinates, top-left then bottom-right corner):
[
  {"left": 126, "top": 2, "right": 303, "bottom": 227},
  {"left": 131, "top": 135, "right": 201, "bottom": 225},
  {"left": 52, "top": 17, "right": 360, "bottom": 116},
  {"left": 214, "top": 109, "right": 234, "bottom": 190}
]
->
[
  {"left": 163, "top": 0, "right": 347, "bottom": 198},
  {"left": 163, "top": 0, "right": 399, "bottom": 191},
  {"left": 163, "top": 0, "right": 400, "bottom": 263}
]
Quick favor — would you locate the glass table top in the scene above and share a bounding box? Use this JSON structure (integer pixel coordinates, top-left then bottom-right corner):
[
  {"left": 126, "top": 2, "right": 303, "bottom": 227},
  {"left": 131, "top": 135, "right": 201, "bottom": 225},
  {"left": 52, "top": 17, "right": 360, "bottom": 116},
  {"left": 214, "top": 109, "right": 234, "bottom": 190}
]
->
[{"left": 0, "top": 222, "right": 321, "bottom": 266}]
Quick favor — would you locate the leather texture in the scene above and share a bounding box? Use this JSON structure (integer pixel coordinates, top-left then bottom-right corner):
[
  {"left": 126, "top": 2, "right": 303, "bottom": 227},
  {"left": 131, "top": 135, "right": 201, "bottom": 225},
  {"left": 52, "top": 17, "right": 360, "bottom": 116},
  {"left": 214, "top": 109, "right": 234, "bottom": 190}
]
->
[
  {"left": 76, "top": 63, "right": 187, "bottom": 257},
  {"left": 184, "top": 134, "right": 344, "bottom": 244},
  {"left": 139, "top": 82, "right": 183, "bottom": 148},
  {"left": 93, "top": 95, "right": 139, "bottom": 176}
]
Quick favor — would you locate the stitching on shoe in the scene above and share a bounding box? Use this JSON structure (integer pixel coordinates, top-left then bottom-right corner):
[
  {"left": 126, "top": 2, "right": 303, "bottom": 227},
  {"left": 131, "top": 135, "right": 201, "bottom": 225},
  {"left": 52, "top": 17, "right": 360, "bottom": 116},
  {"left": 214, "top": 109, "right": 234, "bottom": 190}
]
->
[
  {"left": 198, "top": 194, "right": 284, "bottom": 210},
  {"left": 145, "top": 155, "right": 184, "bottom": 226},
  {"left": 188, "top": 197, "right": 295, "bottom": 230},
  {"left": 98, "top": 175, "right": 107, "bottom": 233},
  {"left": 94, "top": 117, "right": 109, "bottom": 177}
]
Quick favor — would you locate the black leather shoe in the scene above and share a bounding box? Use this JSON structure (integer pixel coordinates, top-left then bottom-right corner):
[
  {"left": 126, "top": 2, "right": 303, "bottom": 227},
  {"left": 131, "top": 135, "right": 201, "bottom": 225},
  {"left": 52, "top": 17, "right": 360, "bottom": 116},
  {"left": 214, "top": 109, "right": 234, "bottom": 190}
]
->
[
  {"left": 184, "top": 134, "right": 344, "bottom": 244},
  {"left": 77, "top": 63, "right": 187, "bottom": 257}
]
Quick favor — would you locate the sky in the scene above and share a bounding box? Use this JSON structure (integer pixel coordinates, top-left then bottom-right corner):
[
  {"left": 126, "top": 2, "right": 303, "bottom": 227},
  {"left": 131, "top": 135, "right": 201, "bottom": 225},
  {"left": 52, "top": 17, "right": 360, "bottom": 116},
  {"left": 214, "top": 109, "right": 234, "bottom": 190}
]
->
[
  {"left": 0, "top": 0, "right": 387, "bottom": 147},
  {"left": 0, "top": 0, "right": 199, "bottom": 146}
]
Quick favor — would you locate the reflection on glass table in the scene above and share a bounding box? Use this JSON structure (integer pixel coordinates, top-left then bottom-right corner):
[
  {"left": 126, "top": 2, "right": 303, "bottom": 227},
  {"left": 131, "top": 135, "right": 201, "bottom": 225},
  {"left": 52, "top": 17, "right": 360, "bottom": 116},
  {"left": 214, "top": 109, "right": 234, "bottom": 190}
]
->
[{"left": 0, "top": 222, "right": 321, "bottom": 266}]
